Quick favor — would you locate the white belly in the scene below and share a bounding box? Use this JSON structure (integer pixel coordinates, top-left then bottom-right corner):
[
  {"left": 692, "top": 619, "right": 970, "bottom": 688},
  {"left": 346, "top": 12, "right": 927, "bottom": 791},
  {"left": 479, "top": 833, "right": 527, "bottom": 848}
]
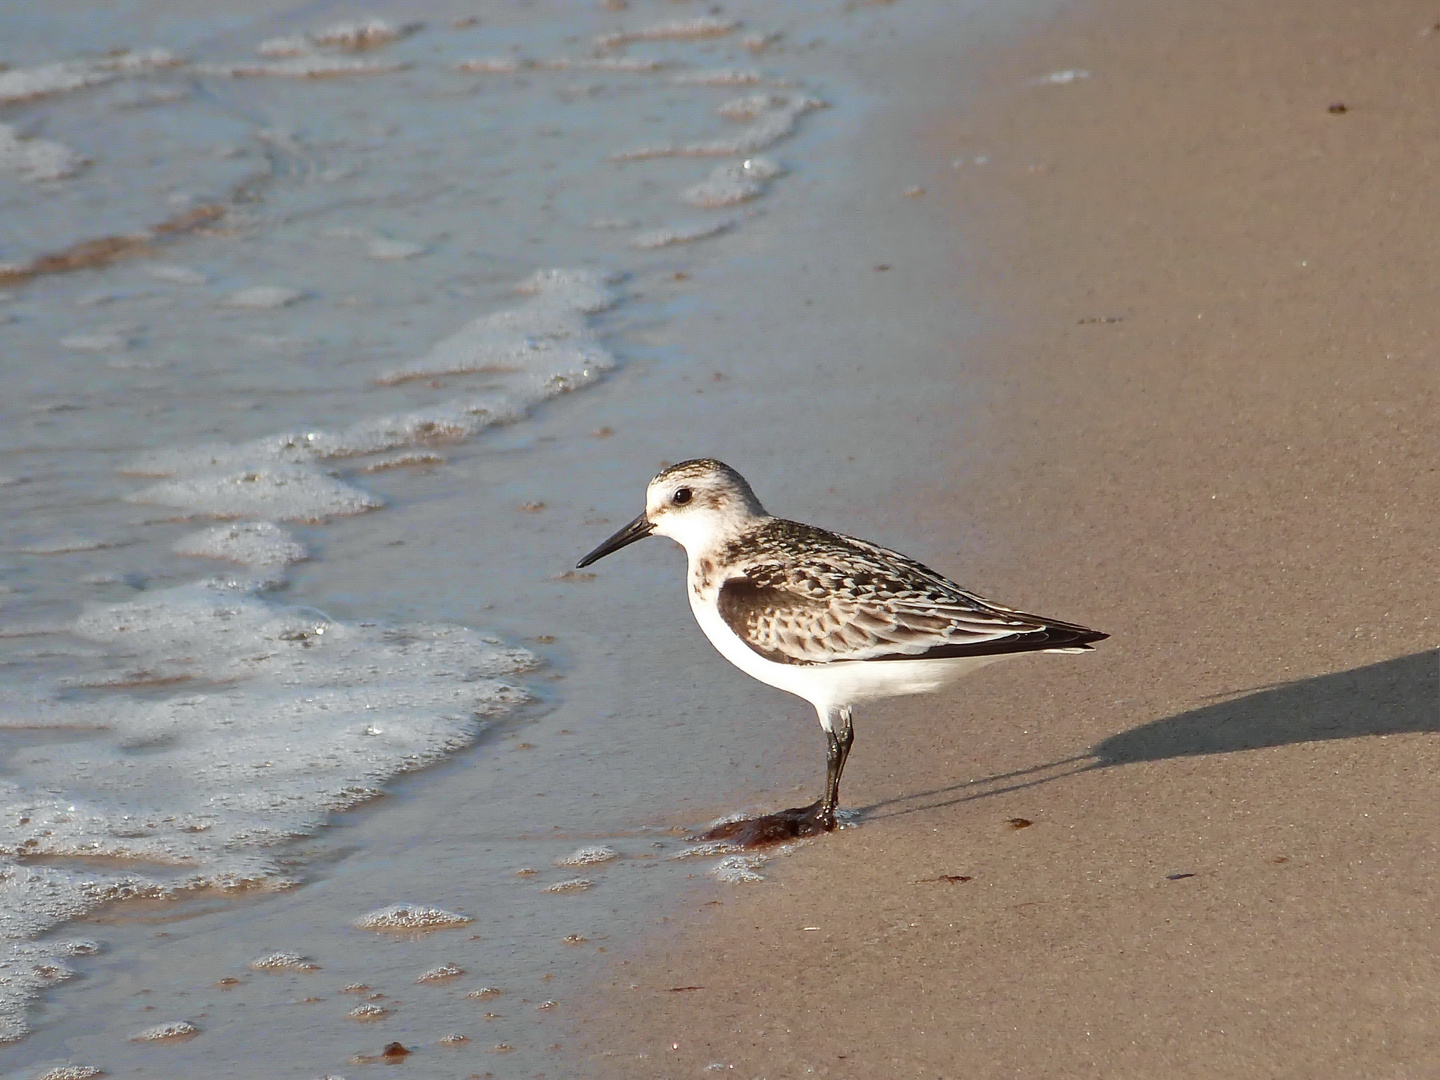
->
[{"left": 688, "top": 587, "right": 1009, "bottom": 717}]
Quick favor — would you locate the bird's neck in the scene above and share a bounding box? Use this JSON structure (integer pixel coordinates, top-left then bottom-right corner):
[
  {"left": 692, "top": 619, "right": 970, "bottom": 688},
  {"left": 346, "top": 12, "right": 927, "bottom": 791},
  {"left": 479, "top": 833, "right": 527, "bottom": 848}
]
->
[{"left": 674, "top": 513, "right": 769, "bottom": 595}]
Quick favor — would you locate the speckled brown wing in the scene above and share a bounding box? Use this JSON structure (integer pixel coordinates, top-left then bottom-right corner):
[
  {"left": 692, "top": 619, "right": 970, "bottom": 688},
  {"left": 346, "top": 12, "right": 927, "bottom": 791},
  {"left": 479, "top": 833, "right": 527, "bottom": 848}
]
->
[{"left": 715, "top": 519, "right": 1106, "bottom": 666}]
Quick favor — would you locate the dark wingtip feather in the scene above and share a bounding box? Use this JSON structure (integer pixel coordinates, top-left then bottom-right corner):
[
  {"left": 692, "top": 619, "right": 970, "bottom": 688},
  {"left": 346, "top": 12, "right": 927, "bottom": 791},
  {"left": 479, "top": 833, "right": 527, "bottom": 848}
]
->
[{"left": 875, "top": 622, "right": 1107, "bottom": 662}]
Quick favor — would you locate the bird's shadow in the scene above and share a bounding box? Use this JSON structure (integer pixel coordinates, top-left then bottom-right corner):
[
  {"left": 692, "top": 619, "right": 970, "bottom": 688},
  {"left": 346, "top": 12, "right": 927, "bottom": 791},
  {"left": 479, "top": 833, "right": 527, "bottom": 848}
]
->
[{"left": 864, "top": 648, "right": 1439, "bottom": 820}]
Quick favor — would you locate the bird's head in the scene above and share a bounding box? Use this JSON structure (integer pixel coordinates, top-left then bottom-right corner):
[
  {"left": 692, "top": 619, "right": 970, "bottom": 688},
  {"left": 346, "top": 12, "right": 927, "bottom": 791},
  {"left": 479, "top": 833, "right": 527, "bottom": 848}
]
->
[{"left": 577, "top": 459, "right": 766, "bottom": 567}]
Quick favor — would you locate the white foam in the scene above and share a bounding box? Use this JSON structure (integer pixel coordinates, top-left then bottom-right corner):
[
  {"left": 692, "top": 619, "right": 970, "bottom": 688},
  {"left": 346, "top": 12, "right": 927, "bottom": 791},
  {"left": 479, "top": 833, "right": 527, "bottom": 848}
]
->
[
  {"left": 596, "top": 17, "right": 738, "bottom": 49},
  {"left": 59, "top": 332, "right": 130, "bottom": 352},
  {"left": 534, "top": 56, "right": 668, "bottom": 73},
  {"left": 542, "top": 878, "right": 594, "bottom": 893},
  {"left": 128, "top": 463, "right": 382, "bottom": 522},
  {"left": 1038, "top": 68, "right": 1091, "bottom": 85},
  {"left": 129, "top": 1020, "right": 199, "bottom": 1041},
  {"left": 146, "top": 264, "right": 208, "bottom": 285},
  {"left": 0, "top": 940, "right": 99, "bottom": 1045},
  {"left": 313, "top": 19, "right": 421, "bottom": 51},
  {"left": 0, "top": 582, "right": 532, "bottom": 1039},
  {"left": 376, "top": 268, "right": 617, "bottom": 387},
  {"left": 681, "top": 157, "right": 782, "bottom": 208},
  {"left": 0, "top": 125, "right": 89, "bottom": 183},
  {"left": 198, "top": 57, "right": 408, "bottom": 79},
  {"left": 248, "top": 951, "right": 319, "bottom": 971},
  {"left": 173, "top": 522, "right": 308, "bottom": 568},
  {"left": 718, "top": 93, "right": 782, "bottom": 120},
  {"left": 513, "top": 267, "right": 620, "bottom": 313},
  {"left": 672, "top": 67, "right": 764, "bottom": 87},
  {"left": 556, "top": 844, "right": 619, "bottom": 866},
  {"left": 710, "top": 854, "right": 767, "bottom": 883},
  {"left": 18, "top": 534, "right": 114, "bottom": 555},
  {"left": 614, "top": 96, "right": 822, "bottom": 160},
  {"left": 631, "top": 218, "right": 736, "bottom": 249},
  {"left": 358, "top": 450, "right": 446, "bottom": 472},
  {"left": 122, "top": 392, "right": 545, "bottom": 520},
  {"left": 354, "top": 903, "right": 474, "bottom": 930},
  {"left": 35, "top": 1066, "right": 104, "bottom": 1080},
  {"left": 366, "top": 238, "right": 426, "bottom": 261},
  {"left": 220, "top": 286, "right": 306, "bottom": 309},
  {"left": 416, "top": 962, "right": 464, "bottom": 982},
  {"left": 456, "top": 57, "right": 525, "bottom": 74},
  {"left": 257, "top": 35, "right": 313, "bottom": 59},
  {"left": 0, "top": 49, "right": 181, "bottom": 105}
]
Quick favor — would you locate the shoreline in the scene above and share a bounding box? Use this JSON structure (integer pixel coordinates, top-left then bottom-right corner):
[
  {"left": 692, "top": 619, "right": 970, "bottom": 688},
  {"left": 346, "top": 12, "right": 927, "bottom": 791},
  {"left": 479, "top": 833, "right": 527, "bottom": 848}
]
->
[{"left": 576, "top": 0, "right": 1440, "bottom": 1075}]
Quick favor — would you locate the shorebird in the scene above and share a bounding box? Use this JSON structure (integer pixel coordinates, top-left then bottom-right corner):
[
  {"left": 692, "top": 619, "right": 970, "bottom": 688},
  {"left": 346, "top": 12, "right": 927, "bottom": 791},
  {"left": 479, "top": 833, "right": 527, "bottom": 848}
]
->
[{"left": 577, "top": 459, "right": 1106, "bottom": 843}]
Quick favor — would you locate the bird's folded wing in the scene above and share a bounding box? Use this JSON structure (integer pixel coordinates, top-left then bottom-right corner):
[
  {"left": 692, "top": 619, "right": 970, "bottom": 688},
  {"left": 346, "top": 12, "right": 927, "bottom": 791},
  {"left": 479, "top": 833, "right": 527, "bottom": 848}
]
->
[{"left": 716, "top": 569, "right": 1091, "bottom": 666}]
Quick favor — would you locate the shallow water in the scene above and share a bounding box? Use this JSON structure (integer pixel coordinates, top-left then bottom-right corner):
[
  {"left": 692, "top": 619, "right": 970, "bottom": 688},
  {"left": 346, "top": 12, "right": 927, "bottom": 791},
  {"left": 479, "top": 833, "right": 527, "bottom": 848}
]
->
[{"left": 1, "top": 0, "right": 1053, "bottom": 1074}]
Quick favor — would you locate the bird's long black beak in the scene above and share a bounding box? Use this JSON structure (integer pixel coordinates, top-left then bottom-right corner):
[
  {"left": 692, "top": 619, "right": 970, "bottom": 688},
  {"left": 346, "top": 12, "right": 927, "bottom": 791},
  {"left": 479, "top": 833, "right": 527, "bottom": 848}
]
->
[{"left": 577, "top": 512, "right": 654, "bottom": 568}]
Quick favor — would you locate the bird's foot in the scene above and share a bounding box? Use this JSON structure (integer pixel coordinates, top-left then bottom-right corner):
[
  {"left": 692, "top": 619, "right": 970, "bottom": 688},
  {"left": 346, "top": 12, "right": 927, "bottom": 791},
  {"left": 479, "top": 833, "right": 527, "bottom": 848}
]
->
[{"left": 691, "top": 800, "right": 836, "bottom": 848}]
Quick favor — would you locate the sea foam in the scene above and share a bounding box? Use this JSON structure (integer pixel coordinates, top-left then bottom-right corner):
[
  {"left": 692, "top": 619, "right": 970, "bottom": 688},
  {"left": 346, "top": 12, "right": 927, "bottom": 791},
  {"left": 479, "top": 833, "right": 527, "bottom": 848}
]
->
[{"left": 0, "top": 581, "right": 534, "bottom": 1040}]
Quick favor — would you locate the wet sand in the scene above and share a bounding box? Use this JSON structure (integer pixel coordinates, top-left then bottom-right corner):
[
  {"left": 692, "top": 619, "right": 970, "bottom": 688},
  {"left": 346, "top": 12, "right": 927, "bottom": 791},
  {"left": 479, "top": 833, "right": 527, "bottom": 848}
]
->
[{"left": 578, "top": 0, "right": 1440, "bottom": 1075}]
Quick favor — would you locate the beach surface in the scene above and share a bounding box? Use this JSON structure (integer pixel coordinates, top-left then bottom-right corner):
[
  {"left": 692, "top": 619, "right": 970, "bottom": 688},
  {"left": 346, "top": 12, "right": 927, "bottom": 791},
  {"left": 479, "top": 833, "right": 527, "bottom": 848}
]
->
[{"left": 578, "top": 0, "right": 1440, "bottom": 1075}]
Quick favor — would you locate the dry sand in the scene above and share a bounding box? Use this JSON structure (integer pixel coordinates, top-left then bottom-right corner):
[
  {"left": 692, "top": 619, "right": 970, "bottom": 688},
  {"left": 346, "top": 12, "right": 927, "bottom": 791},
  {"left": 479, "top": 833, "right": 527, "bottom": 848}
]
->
[{"left": 576, "top": 0, "right": 1440, "bottom": 1076}]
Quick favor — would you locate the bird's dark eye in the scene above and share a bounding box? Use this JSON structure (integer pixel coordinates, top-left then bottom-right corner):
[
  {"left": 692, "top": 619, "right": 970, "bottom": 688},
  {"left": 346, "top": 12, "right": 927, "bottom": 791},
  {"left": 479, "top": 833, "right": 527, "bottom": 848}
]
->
[{"left": 673, "top": 487, "right": 693, "bottom": 505}]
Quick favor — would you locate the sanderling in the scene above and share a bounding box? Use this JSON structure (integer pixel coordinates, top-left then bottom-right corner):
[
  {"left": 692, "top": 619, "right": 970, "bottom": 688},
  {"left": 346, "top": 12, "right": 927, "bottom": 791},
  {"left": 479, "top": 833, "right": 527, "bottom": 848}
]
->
[{"left": 578, "top": 459, "right": 1106, "bottom": 843}]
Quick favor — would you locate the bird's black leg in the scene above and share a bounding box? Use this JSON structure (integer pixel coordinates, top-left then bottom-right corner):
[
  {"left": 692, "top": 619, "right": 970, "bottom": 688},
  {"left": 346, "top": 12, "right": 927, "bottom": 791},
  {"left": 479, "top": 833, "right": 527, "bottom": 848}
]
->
[
  {"left": 690, "top": 706, "right": 854, "bottom": 847},
  {"left": 819, "top": 706, "right": 854, "bottom": 830}
]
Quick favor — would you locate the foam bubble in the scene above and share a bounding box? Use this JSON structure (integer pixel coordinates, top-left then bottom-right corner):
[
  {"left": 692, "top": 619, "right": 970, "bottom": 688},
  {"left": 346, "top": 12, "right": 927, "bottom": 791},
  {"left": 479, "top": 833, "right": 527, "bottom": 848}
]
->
[
  {"left": 1038, "top": 68, "right": 1091, "bottom": 84},
  {"left": 220, "top": 286, "right": 306, "bottom": 309},
  {"left": 248, "top": 951, "right": 320, "bottom": 972},
  {"left": 0, "top": 582, "right": 532, "bottom": 1039},
  {"left": 357, "top": 450, "right": 445, "bottom": 472},
  {"left": 146, "top": 264, "right": 208, "bottom": 285},
  {"left": 710, "top": 855, "right": 766, "bottom": 883},
  {"left": 718, "top": 93, "right": 782, "bottom": 120},
  {"left": 314, "top": 19, "right": 422, "bottom": 51},
  {"left": 681, "top": 157, "right": 782, "bottom": 208},
  {"left": 0, "top": 49, "right": 182, "bottom": 106},
  {"left": 416, "top": 962, "right": 464, "bottom": 982},
  {"left": 514, "top": 268, "right": 619, "bottom": 312},
  {"left": 130, "top": 1020, "right": 199, "bottom": 1041},
  {"left": 376, "top": 268, "right": 617, "bottom": 387},
  {"left": 18, "top": 534, "right": 114, "bottom": 555},
  {"left": 542, "top": 878, "right": 594, "bottom": 894},
  {"left": 534, "top": 56, "right": 667, "bottom": 73},
  {"left": 366, "top": 238, "right": 426, "bottom": 261},
  {"left": 173, "top": 521, "right": 309, "bottom": 568},
  {"left": 128, "top": 464, "right": 382, "bottom": 522},
  {"left": 197, "top": 57, "right": 409, "bottom": 79},
  {"left": 35, "top": 1066, "right": 105, "bottom": 1080},
  {"left": 596, "top": 17, "right": 738, "bottom": 49},
  {"left": 556, "top": 845, "right": 618, "bottom": 867},
  {"left": 125, "top": 342, "right": 619, "bottom": 514},
  {"left": 0, "top": 125, "right": 89, "bottom": 183},
  {"left": 354, "top": 904, "right": 474, "bottom": 930},
  {"left": 347, "top": 1003, "right": 388, "bottom": 1021},
  {"left": 672, "top": 68, "right": 764, "bottom": 87},
  {"left": 59, "top": 332, "right": 131, "bottom": 352},
  {"left": 257, "top": 35, "right": 312, "bottom": 59},
  {"left": 614, "top": 96, "right": 822, "bottom": 160},
  {"left": 630, "top": 218, "right": 736, "bottom": 249},
  {"left": 456, "top": 57, "right": 524, "bottom": 74}
]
